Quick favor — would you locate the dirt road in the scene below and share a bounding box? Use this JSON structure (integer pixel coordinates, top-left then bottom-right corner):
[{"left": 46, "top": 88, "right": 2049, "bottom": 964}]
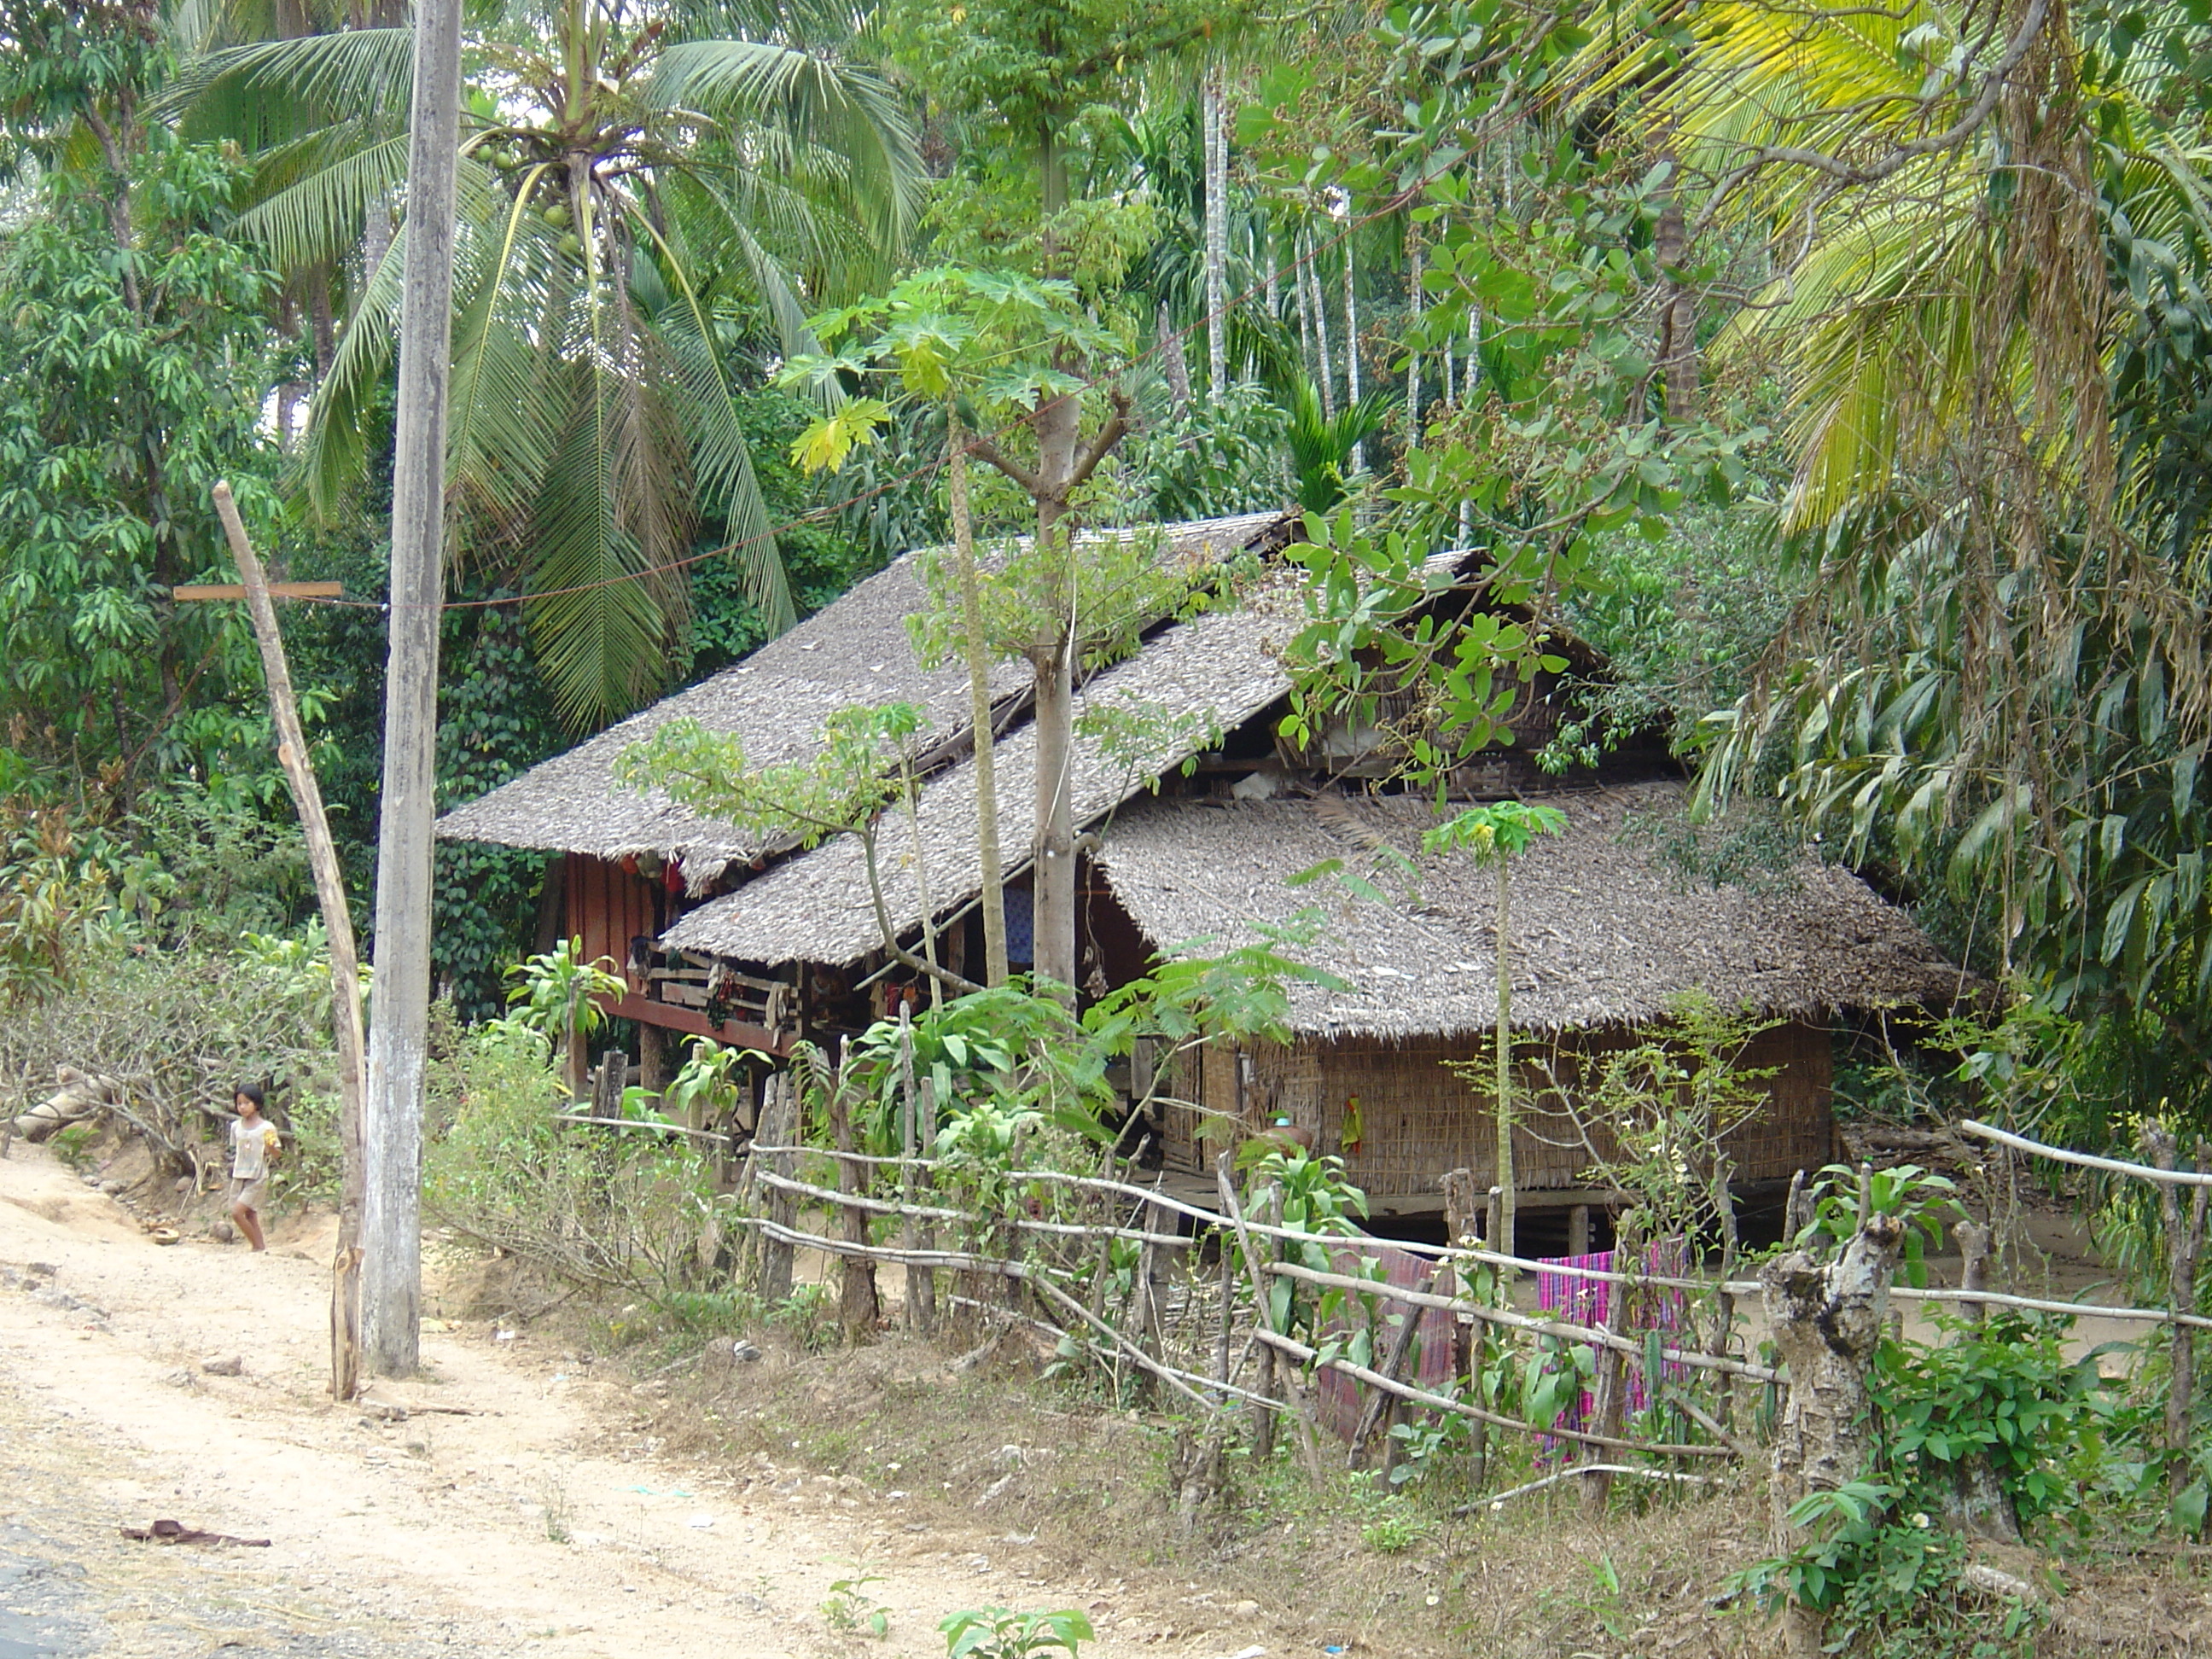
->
[{"left": 0, "top": 1145, "right": 1225, "bottom": 1659}]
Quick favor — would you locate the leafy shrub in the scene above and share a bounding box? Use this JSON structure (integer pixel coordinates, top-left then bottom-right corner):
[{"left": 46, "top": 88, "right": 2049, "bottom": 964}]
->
[
  {"left": 0, "top": 932, "right": 340, "bottom": 1179},
  {"left": 938, "top": 1607, "right": 1092, "bottom": 1659},
  {"left": 424, "top": 1025, "right": 719, "bottom": 1297}
]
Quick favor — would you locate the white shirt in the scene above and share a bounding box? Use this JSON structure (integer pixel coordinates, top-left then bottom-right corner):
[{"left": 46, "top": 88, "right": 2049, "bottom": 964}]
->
[{"left": 230, "top": 1114, "right": 278, "bottom": 1180}]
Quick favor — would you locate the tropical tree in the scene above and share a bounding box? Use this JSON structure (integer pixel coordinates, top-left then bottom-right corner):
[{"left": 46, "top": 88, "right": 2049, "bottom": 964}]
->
[
  {"left": 174, "top": 0, "right": 927, "bottom": 725},
  {"left": 1424, "top": 800, "right": 1565, "bottom": 1260}
]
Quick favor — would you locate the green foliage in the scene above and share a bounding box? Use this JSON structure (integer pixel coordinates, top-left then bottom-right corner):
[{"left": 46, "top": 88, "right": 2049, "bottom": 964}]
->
[
  {"left": 120, "top": 784, "right": 312, "bottom": 944},
  {"left": 503, "top": 940, "right": 627, "bottom": 1078},
  {"left": 1793, "top": 1163, "right": 1964, "bottom": 1289},
  {"left": 424, "top": 1024, "right": 719, "bottom": 1296},
  {"left": 937, "top": 1606, "right": 1092, "bottom": 1659},
  {"left": 1422, "top": 800, "right": 1568, "bottom": 864},
  {"left": 0, "top": 121, "right": 282, "bottom": 789},
  {"left": 1875, "top": 1313, "right": 2118, "bottom": 1536},
  {"left": 0, "top": 806, "right": 116, "bottom": 1005},
  {"left": 1278, "top": 510, "right": 1573, "bottom": 784},
  {"left": 821, "top": 1571, "right": 891, "bottom": 1638},
  {"left": 1115, "top": 384, "right": 1289, "bottom": 521}
]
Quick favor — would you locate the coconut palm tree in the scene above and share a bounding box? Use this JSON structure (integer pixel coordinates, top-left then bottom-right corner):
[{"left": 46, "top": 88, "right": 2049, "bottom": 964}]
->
[{"left": 174, "top": 0, "right": 924, "bottom": 725}]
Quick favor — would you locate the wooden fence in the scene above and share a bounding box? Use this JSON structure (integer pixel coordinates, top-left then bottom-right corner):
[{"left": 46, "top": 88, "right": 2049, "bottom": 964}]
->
[{"left": 550, "top": 1072, "right": 2212, "bottom": 1499}]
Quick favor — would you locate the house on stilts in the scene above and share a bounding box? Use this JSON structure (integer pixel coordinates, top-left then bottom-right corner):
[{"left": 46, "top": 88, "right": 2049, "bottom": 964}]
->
[{"left": 437, "top": 509, "right": 1961, "bottom": 1245}]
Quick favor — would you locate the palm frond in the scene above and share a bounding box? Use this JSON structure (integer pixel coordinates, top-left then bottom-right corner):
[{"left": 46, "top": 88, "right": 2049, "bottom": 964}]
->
[{"left": 650, "top": 38, "right": 923, "bottom": 247}]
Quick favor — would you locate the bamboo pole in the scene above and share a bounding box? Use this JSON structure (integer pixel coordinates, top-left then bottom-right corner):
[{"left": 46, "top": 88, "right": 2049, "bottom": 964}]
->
[
  {"left": 1960, "top": 1120, "right": 2212, "bottom": 1185},
  {"left": 209, "top": 482, "right": 366, "bottom": 1404}
]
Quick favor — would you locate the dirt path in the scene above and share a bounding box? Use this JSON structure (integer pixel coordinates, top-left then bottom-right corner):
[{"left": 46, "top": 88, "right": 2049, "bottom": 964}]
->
[{"left": 0, "top": 1145, "right": 1224, "bottom": 1659}]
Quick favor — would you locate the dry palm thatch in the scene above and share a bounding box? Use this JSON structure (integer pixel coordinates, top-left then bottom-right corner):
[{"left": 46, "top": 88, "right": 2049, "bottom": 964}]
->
[
  {"left": 435, "top": 511, "right": 1286, "bottom": 891},
  {"left": 657, "top": 574, "right": 1306, "bottom": 963},
  {"left": 1094, "top": 784, "right": 1964, "bottom": 1039}
]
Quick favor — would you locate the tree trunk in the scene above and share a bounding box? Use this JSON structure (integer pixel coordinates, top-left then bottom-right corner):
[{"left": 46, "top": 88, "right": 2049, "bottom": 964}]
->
[
  {"left": 1406, "top": 244, "right": 1423, "bottom": 435},
  {"left": 1343, "top": 236, "right": 1363, "bottom": 474},
  {"left": 946, "top": 422, "right": 1009, "bottom": 987},
  {"left": 1493, "top": 859, "right": 1515, "bottom": 1261},
  {"left": 1026, "top": 377, "right": 1083, "bottom": 998},
  {"left": 1030, "top": 641, "right": 1077, "bottom": 992},
  {"left": 1202, "top": 64, "right": 1229, "bottom": 400},
  {"left": 211, "top": 484, "right": 367, "bottom": 1403},
  {"left": 1307, "top": 234, "right": 1336, "bottom": 420},
  {"left": 1652, "top": 181, "right": 1698, "bottom": 422},
  {"left": 1760, "top": 1210, "right": 1906, "bottom": 1658},
  {"left": 363, "top": 0, "right": 465, "bottom": 1380},
  {"left": 1159, "top": 303, "right": 1192, "bottom": 414}
]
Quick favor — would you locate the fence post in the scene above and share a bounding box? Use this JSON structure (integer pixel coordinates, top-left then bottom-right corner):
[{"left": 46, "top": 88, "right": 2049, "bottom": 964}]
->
[
  {"left": 2144, "top": 1123, "right": 2209, "bottom": 1500},
  {"left": 830, "top": 1073, "right": 878, "bottom": 1338},
  {"left": 1219, "top": 1155, "right": 1274, "bottom": 1463},
  {"left": 756, "top": 1074, "right": 796, "bottom": 1305},
  {"left": 899, "top": 1021, "right": 935, "bottom": 1336},
  {"left": 1953, "top": 1220, "right": 1991, "bottom": 1326}
]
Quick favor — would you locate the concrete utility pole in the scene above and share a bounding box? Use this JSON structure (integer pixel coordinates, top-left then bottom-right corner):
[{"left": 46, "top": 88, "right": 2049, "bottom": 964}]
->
[{"left": 363, "top": 0, "right": 465, "bottom": 1377}]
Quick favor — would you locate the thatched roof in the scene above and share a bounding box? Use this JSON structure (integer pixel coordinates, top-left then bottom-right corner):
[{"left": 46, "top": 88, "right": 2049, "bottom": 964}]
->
[
  {"left": 435, "top": 512, "right": 1286, "bottom": 887},
  {"left": 657, "top": 574, "right": 1306, "bottom": 964},
  {"left": 1093, "top": 785, "right": 1964, "bottom": 1039}
]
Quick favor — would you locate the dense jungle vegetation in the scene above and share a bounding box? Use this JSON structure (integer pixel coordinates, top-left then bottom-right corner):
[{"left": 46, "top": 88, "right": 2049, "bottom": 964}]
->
[{"left": 11, "top": 0, "right": 2212, "bottom": 1645}]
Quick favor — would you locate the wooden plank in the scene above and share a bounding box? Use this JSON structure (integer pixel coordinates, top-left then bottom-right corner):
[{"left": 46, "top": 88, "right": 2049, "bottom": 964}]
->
[
  {"left": 609, "top": 991, "right": 786, "bottom": 1055},
  {"left": 173, "top": 581, "right": 344, "bottom": 601}
]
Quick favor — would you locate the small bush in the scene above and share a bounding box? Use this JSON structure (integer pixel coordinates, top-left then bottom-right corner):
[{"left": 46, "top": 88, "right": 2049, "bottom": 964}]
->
[{"left": 424, "top": 1025, "right": 720, "bottom": 1301}]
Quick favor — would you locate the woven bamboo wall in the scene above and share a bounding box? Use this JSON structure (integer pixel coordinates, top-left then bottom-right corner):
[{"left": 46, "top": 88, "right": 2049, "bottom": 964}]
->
[{"left": 1162, "top": 1021, "right": 1833, "bottom": 1202}]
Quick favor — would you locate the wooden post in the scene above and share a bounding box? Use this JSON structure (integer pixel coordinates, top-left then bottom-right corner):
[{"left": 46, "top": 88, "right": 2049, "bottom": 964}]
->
[
  {"left": 591, "top": 1052, "right": 626, "bottom": 1121},
  {"left": 1485, "top": 1185, "right": 1505, "bottom": 1258},
  {"left": 638, "top": 1022, "right": 670, "bottom": 1096},
  {"left": 2144, "top": 1123, "right": 2209, "bottom": 1503},
  {"left": 757, "top": 1074, "right": 796, "bottom": 1304},
  {"left": 1954, "top": 1220, "right": 1992, "bottom": 1327},
  {"left": 209, "top": 482, "right": 367, "bottom": 1403},
  {"left": 1220, "top": 1154, "right": 1273, "bottom": 1463},
  {"left": 1353, "top": 1272, "right": 1431, "bottom": 1471},
  {"left": 1568, "top": 1204, "right": 1592, "bottom": 1258},
  {"left": 1441, "top": 1167, "right": 1479, "bottom": 1247},
  {"left": 361, "top": 0, "right": 465, "bottom": 1380},
  {"left": 905, "top": 1075, "right": 937, "bottom": 1336},
  {"left": 830, "top": 1079, "right": 877, "bottom": 1337}
]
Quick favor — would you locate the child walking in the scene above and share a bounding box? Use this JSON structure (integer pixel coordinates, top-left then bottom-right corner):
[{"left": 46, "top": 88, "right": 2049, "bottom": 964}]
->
[{"left": 229, "top": 1084, "right": 281, "bottom": 1252}]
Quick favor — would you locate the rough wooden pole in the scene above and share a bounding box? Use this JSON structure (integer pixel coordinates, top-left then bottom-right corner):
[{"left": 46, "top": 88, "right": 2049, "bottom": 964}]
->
[
  {"left": 907, "top": 1075, "right": 937, "bottom": 1336},
  {"left": 1760, "top": 1211, "right": 1906, "bottom": 1658},
  {"left": 362, "top": 0, "right": 464, "bottom": 1379},
  {"left": 831, "top": 1080, "right": 878, "bottom": 1337},
  {"left": 2145, "top": 1123, "right": 2207, "bottom": 1502},
  {"left": 211, "top": 482, "right": 366, "bottom": 1402},
  {"left": 757, "top": 1074, "right": 796, "bottom": 1304}
]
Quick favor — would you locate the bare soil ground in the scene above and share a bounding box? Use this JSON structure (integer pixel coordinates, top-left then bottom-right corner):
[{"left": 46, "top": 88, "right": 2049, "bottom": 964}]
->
[{"left": 0, "top": 1140, "right": 1279, "bottom": 1659}]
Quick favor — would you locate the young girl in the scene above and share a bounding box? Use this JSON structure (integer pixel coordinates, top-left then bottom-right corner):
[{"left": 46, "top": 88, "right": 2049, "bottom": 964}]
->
[{"left": 228, "top": 1084, "right": 282, "bottom": 1252}]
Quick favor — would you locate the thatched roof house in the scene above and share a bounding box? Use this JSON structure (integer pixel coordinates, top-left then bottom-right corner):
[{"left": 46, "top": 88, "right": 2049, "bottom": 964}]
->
[
  {"left": 436, "top": 507, "right": 1961, "bottom": 1233},
  {"left": 434, "top": 511, "right": 1289, "bottom": 1053},
  {"left": 439, "top": 510, "right": 1285, "bottom": 889}
]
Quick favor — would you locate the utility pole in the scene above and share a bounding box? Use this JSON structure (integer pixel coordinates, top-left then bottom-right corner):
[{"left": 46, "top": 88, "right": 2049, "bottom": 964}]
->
[{"left": 363, "top": 0, "right": 465, "bottom": 1377}]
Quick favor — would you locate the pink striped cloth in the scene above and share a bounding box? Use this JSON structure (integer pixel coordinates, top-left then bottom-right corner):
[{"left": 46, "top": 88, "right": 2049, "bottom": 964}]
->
[{"left": 1533, "top": 1242, "right": 1689, "bottom": 1454}]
